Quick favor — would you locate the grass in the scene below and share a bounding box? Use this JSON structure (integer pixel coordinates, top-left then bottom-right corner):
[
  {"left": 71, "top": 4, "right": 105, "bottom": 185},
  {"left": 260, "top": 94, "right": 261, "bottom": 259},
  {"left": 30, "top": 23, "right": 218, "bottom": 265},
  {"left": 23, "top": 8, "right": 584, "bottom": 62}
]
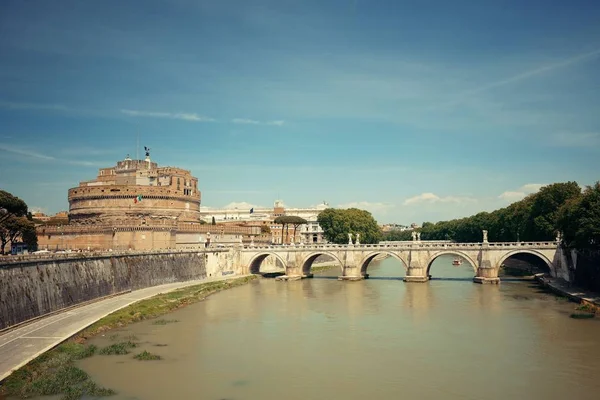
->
[
  {"left": 0, "top": 343, "right": 114, "bottom": 400},
  {"left": 570, "top": 312, "right": 595, "bottom": 319},
  {"left": 0, "top": 275, "right": 257, "bottom": 400},
  {"left": 133, "top": 351, "right": 161, "bottom": 361},
  {"left": 152, "top": 318, "right": 178, "bottom": 325},
  {"left": 98, "top": 341, "right": 138, "bottom": 355},
  {"left": 310, "top": 264, "right": 337, "bottom": 274},
  {"left": 77, "top": 275, "right": 257, "bottom": 339}
]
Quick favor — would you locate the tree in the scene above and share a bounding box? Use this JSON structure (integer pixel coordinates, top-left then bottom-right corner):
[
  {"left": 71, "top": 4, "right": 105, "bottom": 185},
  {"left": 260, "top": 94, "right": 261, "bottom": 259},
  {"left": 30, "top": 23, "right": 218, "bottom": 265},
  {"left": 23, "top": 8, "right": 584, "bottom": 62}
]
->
[
  {"left": 260, "top": 224, "right": 271, "bottom": 234},
  {"left": 274, "top": 215, "right": 307, "bottom": 244},
  {"left": 317, "top": 208, "right": 382, "bottom": 244},
  {"left": 0, "top": 190, "right": 32, "bottom": 254},
  {"left": 211, "top": 216, "right": 216, "bottom": 225},
  {"left": 383, "top": 229, "right": 412, "bottom": 241},
  {"left": 0, "top": 215, "right": 36, "bottom": 254},
  {"left": 0, "top": 190, "right": 28, "bottom": 223},
  {"left": 557, "top": 182, "right": 600, "bottom": 249}
]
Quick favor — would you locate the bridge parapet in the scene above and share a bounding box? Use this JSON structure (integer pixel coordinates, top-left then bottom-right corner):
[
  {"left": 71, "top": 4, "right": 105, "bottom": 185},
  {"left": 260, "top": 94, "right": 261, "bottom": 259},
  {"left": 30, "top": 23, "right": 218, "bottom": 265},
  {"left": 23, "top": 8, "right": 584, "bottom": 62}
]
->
[{"left": 241, "top": 241, "right": 557, "bottom": 251}]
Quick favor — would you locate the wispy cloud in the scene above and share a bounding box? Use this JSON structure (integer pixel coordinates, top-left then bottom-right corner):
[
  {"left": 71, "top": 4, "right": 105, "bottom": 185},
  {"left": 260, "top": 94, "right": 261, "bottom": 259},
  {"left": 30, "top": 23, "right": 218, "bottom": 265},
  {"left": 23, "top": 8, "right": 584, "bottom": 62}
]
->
[
  {"left": 232, "top": 118, "right": 285, "bottom": 126},
  {"left": 438, "top": 48, "right": 600, "bottom": 108},
  {"left": 0, "top": 144, "right": 55, "bottom": 160},
  {"left": 403, "top": 193, "right": 477, "bottom": 206},
  {"left": 121, "top": 109, "right": 215, "bottom": 122},
  {"left": 498, "top": 183, "right": 545, "bottom": 201},
  {"left": 0, "top": 101, "right": 70, "bottom": 111},
  {"left": 0, "top": 144, "right": 106, "bottom": 167},
  {"left": 547, "top": 132, "right": 600, "bottom": 148}
]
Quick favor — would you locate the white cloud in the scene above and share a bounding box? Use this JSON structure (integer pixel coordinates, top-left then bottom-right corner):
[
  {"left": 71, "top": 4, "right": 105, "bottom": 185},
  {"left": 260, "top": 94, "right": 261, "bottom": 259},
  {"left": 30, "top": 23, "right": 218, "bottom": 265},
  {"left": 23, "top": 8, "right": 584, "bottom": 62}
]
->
[
  {"left": 337, "top": 201, "right": 395, "bottom": 214},
  {"left": 121, "top": 109, "right": 215, "bottom": 122},
  {"left": 402, "top": 193, "right": 476, "bottom": 206},
  {"left": 232, "top": 118, "right": 285, "bottom": 126},
  {"left": 498, "top": 183, "right": 545, "bottom": 201}
]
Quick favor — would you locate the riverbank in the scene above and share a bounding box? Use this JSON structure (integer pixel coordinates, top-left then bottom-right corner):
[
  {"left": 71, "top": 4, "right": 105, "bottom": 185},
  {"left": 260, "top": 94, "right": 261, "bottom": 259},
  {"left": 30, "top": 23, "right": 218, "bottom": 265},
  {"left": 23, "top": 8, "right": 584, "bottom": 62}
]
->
[
  {"left": 0, "top": 275, "right": 257, "bottom": 399},
  {"left": 535, "top": 274, "right": 600, "bottom": 311}
]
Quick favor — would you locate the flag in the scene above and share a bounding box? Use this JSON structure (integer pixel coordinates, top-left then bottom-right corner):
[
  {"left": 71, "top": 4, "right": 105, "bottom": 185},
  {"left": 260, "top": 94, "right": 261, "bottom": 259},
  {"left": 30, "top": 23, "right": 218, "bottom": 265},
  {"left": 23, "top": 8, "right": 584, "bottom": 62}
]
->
[
  {"left": 250, "top": 208, "right": 254, "bottom": 214},
  {"left": 134, "top": 195, "right": 142, "bottom": 203}
]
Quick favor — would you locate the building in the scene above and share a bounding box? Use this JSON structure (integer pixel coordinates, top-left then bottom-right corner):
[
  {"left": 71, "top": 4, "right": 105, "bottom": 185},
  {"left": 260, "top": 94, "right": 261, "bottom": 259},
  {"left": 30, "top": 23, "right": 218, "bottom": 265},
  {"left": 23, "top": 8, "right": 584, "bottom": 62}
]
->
[
  {"left": 36, "top": 153, "right": 259, "bottom": 251},
  {"left": 201, "top": 200, "right": 329, "bottom": 244}
]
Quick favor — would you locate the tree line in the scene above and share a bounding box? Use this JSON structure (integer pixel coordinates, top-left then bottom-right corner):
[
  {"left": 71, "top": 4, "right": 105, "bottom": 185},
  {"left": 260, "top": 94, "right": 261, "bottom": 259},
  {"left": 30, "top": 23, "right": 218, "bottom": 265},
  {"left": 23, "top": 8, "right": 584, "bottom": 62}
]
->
[
  {"left": 382, "top": 181, "right": 599, "bottom": 249},
  {"left": 0, "top": 190, "right": 38, "bottom": 254}
]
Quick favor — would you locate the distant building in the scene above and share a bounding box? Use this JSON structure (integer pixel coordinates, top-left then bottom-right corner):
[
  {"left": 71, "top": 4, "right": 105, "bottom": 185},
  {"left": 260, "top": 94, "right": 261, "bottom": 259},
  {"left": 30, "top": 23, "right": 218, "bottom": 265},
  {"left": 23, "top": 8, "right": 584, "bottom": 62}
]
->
[{"left": 201, "top": 200, "right": 330, "bottom": 244}]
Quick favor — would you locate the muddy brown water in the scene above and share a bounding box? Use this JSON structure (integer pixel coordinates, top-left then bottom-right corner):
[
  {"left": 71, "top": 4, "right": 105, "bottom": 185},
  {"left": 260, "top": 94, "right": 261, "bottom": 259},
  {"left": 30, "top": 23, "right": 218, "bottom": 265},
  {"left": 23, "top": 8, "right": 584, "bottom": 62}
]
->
[{"left": 42, "top": 256, "right": 600, "bottom": 399}]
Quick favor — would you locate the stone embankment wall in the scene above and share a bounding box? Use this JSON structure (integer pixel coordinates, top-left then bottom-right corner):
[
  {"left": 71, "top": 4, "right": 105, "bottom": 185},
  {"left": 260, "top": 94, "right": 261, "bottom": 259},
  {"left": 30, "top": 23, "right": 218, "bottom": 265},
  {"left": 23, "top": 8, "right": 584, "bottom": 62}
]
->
[{"left": 0, "top": 249, "right": 239, "bottom": 330}]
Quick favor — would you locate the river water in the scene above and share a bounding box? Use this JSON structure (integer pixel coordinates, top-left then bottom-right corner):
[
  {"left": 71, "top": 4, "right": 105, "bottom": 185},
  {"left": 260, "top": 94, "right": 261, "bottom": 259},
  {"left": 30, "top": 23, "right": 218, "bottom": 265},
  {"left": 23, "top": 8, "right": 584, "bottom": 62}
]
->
[{"left": 76, "top": 255, "right": 600, "bottom": 400}]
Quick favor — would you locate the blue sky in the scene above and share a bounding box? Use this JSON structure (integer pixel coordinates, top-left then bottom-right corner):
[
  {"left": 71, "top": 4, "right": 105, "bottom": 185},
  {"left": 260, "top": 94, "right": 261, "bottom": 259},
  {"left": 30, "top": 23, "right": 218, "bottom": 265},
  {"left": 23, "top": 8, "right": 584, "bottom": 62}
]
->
[{"left": 0, "top": 0, "right": 599, "bottom": 224}]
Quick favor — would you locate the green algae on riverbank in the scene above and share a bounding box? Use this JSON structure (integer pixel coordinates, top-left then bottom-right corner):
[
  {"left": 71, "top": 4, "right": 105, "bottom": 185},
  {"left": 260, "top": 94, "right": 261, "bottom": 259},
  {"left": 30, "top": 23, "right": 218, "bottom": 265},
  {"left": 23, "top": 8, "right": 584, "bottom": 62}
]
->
[
  {"left": 0, "top": 275, "right": 257, "bottom": 400},
  {"left": 0, "top": 342, "right": 114, "bottom": 400},
  {"left": 78, "top": 275, "right": 257, "bottom": 339}
]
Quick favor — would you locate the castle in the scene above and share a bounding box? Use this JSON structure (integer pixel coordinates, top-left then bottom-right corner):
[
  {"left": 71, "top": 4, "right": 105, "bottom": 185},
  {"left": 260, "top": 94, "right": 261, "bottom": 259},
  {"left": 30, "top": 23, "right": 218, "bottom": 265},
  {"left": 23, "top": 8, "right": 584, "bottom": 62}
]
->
[{"left": 36, "top": 152, "right": 260, "bottom": 251}]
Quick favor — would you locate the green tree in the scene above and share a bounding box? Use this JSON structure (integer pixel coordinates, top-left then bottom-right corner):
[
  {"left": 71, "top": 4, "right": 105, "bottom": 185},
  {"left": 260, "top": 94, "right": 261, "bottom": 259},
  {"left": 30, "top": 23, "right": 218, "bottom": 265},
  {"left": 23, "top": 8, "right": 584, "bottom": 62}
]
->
[
  {"left": 274, "top": 215, "right": 307, "bottom": 244},
  {"left": 211, "top": 216, "right": 216, "bottom": 225},
  {"left": 557, "top": 182, "right": 600, "bottom": 249},
  {"left": 383, "top": 229, "right": 413, "bottom": 241},
  {"left": 317, "top": 208, "right": 382, "bottom": 244},
  {"left": 0, "top": 190, "right": 28, "bottom": 223}
]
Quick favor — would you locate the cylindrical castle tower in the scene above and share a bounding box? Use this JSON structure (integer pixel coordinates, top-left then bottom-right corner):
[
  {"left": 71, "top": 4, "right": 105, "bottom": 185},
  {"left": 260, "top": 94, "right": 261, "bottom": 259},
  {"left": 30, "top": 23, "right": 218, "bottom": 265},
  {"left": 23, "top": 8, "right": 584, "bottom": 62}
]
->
[{"left": 68, "top": 154, "right": 201, "bottom": 225}]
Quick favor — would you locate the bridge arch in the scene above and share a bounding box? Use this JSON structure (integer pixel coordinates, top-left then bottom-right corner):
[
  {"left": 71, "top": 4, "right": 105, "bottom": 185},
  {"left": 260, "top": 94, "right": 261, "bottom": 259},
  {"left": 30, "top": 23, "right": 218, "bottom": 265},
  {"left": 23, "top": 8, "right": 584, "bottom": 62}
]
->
[
  {"left": 248, "top": 252, "right": 287, "bottom": 274},
  {"left": 426, "top": 251, "right": 478, "bottom": 276},
  {"left": 301, "top": 252, "right": 344, "bottom": 275},
  {"left": 496, "top": 249, "right": 554, "bottom": 275},
  {"left": 359, "top": 251, "right": 408, "bottom": 276}
]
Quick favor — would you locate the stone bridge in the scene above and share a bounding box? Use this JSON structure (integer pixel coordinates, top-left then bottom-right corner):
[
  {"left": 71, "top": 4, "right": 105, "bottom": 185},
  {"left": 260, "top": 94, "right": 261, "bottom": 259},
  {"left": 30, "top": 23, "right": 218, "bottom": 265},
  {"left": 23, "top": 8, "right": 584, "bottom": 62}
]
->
[{"left": 240, "top": 235, "right": 564, "bottom": 284}]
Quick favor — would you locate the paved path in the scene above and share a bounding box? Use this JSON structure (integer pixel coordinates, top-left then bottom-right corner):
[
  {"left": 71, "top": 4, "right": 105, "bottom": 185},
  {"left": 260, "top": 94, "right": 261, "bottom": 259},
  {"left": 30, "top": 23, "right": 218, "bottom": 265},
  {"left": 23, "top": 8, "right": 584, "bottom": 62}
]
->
[
  {"left": 0, "top": 275, "right": 250, "bottom": 382},
  {"left": 536, "top": 275, "right": 600, "bottom": 306}
]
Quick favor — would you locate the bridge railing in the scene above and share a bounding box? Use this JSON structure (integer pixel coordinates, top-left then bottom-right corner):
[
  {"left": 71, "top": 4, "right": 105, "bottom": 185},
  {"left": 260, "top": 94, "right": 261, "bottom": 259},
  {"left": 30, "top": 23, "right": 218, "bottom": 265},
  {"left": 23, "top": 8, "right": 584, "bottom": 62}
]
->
[{"left": 241, "top": 241, "right": 558, "bottom": 250}]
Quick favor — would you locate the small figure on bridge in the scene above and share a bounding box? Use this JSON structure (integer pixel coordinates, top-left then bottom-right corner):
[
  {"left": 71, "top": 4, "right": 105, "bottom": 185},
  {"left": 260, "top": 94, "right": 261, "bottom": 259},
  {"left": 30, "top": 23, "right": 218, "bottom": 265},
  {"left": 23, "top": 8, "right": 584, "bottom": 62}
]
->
[
  {"left": 411, "top": 231, "right": 417, "bottom": 241},
  {"left": 348, "top": 233, "right": 353, "bottom": 244},
  {"left": 355, "top": 233, "right": 360, "bottom": 245},
  {"left": 416, "top": 232, "right": 421, "bottom": 241},
  {"left": 483, "top": 230, "right": 488, "bottom": 243}
]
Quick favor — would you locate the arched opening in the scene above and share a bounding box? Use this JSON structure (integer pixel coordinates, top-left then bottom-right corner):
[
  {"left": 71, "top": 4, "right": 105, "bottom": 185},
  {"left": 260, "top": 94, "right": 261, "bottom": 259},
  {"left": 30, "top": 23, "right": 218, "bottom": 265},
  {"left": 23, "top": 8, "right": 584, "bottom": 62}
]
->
[
  {"left": 301, "top": 253, "right": 343, "bottom": 277},
  {"left": 498, "top": 251, "right": 552, "bottom": 277},
  {"left": 249, "top": 253, "right": 287, "bottom": 276},
  {"left": 360, "top": 252, "right": 408, "bottom": 279},
  {"left": 426, "top": 252, "right": 477, "bottom": 281}
]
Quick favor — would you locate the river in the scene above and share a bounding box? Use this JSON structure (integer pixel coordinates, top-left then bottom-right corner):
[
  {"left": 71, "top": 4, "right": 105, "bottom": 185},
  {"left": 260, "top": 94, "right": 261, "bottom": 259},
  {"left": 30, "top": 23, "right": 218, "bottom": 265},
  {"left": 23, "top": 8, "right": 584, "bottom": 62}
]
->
[{"left": 75, "top": 255, "right": 600, "bottom": 400}]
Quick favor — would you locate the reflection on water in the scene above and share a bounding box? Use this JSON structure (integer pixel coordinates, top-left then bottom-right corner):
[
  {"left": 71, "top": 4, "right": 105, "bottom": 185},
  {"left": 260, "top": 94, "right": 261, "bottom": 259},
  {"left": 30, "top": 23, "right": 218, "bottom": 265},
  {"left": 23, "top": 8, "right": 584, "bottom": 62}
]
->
[{"left": 72, "top": 255, "right": 600, "bottom": 400}]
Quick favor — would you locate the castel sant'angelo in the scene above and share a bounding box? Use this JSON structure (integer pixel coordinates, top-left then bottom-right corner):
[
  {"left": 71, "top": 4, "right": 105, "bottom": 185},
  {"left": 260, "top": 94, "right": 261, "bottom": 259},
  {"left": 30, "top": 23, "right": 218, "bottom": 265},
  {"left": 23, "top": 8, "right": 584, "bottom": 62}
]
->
[{"left": 37, "top": 150, "right": 259, "bottom": 250}]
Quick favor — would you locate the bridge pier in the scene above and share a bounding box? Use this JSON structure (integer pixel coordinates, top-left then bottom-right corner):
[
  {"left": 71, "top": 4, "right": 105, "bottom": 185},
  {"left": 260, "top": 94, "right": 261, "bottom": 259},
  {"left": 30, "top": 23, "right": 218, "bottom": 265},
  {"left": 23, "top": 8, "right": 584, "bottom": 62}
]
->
[
  {"left": 474, "top": 257, "right": 500, "bottom": 284},
  {"left": 403, "top": 255, "right": 429, "bottom": 282}
]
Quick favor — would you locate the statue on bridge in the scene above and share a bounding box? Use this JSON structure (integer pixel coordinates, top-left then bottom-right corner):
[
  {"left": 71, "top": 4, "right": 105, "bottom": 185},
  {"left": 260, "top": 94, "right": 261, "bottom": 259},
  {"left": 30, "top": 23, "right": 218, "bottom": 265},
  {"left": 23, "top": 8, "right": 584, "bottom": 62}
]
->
[
  {"left": 482, "top": 230, "right": 488, "bottom": 243},
  {"left": 355, "top": 233, "right": 360, "bottom": 245},
  {"left": 556, "top": 231, "right": 562, "bottom": 243},
  {"left": 348, "top": 233, "right": 353, "bottom": 244},
  {"left": 416, "top": 232, "right": 421, "bottom": 241},
  {"left": 411, "top": 231, "right": 417, "bottom": 241}
]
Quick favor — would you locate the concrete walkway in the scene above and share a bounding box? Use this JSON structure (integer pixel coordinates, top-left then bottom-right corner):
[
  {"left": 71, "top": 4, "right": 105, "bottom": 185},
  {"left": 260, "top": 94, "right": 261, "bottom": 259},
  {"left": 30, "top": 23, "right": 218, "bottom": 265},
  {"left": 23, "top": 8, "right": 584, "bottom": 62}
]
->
[
  {"left": 536, "top": 275, "right": 600, "bottom": 306},
  {"left": 0, "top": 275, "right": 251, "bottom": 382}
]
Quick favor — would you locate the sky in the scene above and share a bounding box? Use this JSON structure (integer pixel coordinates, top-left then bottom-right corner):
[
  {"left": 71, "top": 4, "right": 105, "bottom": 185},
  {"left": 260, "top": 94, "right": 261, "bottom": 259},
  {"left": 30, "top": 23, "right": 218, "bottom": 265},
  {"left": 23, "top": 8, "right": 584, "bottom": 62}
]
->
[{"left": 0, "top": 0, "right": 599, "bottom": 225}]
